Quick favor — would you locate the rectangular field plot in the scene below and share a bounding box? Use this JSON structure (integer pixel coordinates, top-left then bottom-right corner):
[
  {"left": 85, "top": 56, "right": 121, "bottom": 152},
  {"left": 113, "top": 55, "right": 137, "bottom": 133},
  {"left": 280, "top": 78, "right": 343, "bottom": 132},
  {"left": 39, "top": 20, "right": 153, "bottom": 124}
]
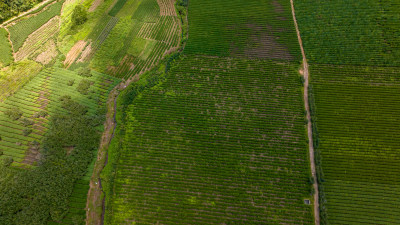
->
[
  {"left": 310, "top": 64, "right": 400, "bottom": 224},
  {"left": 105, "top": 56, "right": 313, "bottom": 224},
  {"left": 184, "top": 0, "right": 301, "bottom": 60},
  {"left": 294, "top": 1, "right": 400, "bottom": 66}
]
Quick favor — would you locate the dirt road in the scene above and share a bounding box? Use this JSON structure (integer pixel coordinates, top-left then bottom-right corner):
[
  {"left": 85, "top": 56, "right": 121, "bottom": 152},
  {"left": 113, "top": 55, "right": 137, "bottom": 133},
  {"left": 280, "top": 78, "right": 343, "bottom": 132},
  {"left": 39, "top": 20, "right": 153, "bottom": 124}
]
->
[{"left": 290, "top": 1, "right": 320, "bottom": 224}]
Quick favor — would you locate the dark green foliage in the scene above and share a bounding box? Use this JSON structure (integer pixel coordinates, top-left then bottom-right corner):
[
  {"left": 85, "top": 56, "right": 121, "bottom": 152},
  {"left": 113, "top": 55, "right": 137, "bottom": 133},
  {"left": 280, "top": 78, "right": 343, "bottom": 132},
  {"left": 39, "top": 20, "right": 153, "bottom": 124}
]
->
[
  {"left": 22, "top": 128, "right": 32, "bottom": 136},
  {"left": 71, "top": 5, "right": 88, "bottom": 26},
  {"left": 108, "top": 0, "right": 128, "bottom": 17},
  {"left": 1, "top": 156, "right": 13, "bottom": 166},
  {"left": 20, "top": 118, "right": 34, "bottom": 127},
  {"left": 177, "top": 0, "right": 188, "bottom": 7},
  {"left": 4, "top": 107, "right": 23, "bottom": 120},
  {"left": 0, "top": 99, "right": 101, "bottom": 224},
  {"left": 77, "top": 67, "right": 92, "bottom": 77},
  {"left": 76, "top": 79, "right": 93, "bottom": 95},
  {"left": 0, "top": 0, "right": 45, "bottom": 23},
  {"left": 60, "top": 95, "right": 89, "bottom": 115},
  {"left": 67, "top": 79, "right": 75, "bottom": 86},
  {"left": 33, "top": 110, "right": 48, "bottom": 118}
]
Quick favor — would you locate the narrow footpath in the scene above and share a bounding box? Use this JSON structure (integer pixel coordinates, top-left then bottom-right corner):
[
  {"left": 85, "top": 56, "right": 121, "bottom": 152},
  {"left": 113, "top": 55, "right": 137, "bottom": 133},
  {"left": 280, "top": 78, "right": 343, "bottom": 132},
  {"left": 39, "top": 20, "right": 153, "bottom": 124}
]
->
[
  {"left": 289, "top": 1, "right": 320, "bottom": 224},
  {"left": 85, "top": 75, "right": 139, "bottom": 225}
]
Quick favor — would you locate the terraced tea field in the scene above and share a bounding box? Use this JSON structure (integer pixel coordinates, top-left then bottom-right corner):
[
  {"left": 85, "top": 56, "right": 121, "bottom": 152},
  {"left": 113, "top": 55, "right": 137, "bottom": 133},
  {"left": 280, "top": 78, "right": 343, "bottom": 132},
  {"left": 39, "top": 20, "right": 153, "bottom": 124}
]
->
[
  {"left": 0, "top": 68, "right": 120, "bottom": 165},
  {"left": 91, "top": 0, "right": 180, "bottom": 79}
]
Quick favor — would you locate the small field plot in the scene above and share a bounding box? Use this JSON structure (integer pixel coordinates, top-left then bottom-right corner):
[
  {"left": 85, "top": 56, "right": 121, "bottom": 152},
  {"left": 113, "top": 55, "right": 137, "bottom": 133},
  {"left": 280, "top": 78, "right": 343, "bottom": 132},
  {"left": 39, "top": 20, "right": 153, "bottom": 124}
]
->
[
  {"left": 7, "top": 0, "right": 64, "bottom": 51},
  {"left": 294, "top": 1, "right": 400, "bottom": 66},
  {"left": 0, "top": 67, "right": 120, "bottom": 165},
  {"left": 14, "top": 16, "right": 60, "bottom": 64},
  {"left": 104, "top": 57, "right": 313, "bottom": 224},
  {"left": 90, "top": 0, "right": 180, "bottom": 79},
  {"left": 0, "top": 60, "right": 43, "bottom": 102},
  {"left": 310, "top": 64, "right": 400, "bottom": 224}
]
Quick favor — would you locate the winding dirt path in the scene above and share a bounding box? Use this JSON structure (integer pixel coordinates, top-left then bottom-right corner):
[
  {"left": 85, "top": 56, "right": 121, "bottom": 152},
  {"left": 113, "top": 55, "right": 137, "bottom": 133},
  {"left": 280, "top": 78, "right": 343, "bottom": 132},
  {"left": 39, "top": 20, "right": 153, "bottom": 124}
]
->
[
  {"left": 85, "top": 75, "right": 139, "bottom": 225},
  {"left": 290, "top": 1, "right": 320, "bottom": 224}
]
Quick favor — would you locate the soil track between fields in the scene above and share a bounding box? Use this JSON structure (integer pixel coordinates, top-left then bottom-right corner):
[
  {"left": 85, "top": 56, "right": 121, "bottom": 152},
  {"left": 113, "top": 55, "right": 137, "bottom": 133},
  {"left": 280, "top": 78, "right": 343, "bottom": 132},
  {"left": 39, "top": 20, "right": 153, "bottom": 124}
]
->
[
  {"left": 85, "top": 76, "right": 138, "bottom": 225},
  {"left": 290, "top": 0, "right": 320, "bottom": 224}
]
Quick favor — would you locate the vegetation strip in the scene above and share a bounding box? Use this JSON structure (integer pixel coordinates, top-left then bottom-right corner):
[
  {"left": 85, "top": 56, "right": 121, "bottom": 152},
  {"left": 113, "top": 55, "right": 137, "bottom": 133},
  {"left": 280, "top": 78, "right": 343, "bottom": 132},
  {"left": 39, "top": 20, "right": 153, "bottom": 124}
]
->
[{"left": 290, "top": 0, "right": 319, "bottom": 224}]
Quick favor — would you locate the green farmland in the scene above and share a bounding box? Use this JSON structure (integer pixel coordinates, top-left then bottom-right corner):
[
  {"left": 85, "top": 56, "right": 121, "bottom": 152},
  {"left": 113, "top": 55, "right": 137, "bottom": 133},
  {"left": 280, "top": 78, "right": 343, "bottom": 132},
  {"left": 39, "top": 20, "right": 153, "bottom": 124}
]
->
[
  {"left": 309, "top": 65, "right": 400, "bottom": 224},
  {"left": 0, "top": 0, "right": 399, "bottom": 224},
  {"left": 102, "top": 0, "right": 314, "bottom": 224}
]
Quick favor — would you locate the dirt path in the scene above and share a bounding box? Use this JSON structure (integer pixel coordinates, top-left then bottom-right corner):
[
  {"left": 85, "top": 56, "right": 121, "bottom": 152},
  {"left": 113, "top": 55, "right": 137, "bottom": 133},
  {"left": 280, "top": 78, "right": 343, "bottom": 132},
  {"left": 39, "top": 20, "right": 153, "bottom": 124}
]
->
[
  {"left": 289, "top": 1, "right": 320, "bottom": 224},
  {"left": 85, "top": 75, "right": 139, "bottom": 225},
  {"left": 0, "top": 0, "right": 56, "bottom": 28}
]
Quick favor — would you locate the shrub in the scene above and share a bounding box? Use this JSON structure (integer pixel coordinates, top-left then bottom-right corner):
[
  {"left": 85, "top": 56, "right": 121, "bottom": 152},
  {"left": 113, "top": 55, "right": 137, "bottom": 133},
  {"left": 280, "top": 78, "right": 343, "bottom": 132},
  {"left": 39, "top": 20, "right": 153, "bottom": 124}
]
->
[
  {"left": 2, "top": 156, "right": 13, "bottom": 167},
  {"left": 4, "top": 107, "right": 23, "bottom": 120},
  {"left": 34, "top": 110, "right": 48, "bottom": 118},
  {"left": 23, "top": 128, "right": 33, "bottom": 136},
  {"left": 67, "top": 79, "right": 75, "bottom": 86},
  {"left": 20, "top": 118, "right": 34, "bottom": 127},
  {"left": 72, "top": 5, "right": 88, "bottom": 26},
  {"left": 77, "top": 79, "right": 93, "bottom": 95},
  {"left": 77, "top": 67, "right": 92, "bottom": 77}
]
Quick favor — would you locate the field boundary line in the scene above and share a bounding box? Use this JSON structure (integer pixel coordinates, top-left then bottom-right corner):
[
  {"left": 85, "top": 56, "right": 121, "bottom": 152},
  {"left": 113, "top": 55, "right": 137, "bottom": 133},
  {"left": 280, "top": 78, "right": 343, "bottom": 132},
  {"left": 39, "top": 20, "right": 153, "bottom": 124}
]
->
[{"left": 290, "top": 0, "right": 320, "bottom": 224}]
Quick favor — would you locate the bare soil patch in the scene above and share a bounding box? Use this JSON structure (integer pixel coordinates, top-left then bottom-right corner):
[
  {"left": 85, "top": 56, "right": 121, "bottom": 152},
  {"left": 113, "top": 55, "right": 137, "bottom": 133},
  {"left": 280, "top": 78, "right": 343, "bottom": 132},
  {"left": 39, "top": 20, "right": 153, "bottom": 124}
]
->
[
  {"left": 272, "top": 0, "right": 284, "bottom": 13},
  {"left": 77, "top": 42, "right": 93, "bottom": 62},
  {"left": 64, "top": 40, "right": 87, "bottom": 67},
  {"left": 35, "top": 39, "right": 58, "bottom": 64},
  {"left": 231, "top": 24, "right": 293, "bottom": 60},
  {"left": 89, "top": 0, "right": 104, "bottom": 12},
  {"left": 157, "top": 0, "right": 177, "bottom": 16}
]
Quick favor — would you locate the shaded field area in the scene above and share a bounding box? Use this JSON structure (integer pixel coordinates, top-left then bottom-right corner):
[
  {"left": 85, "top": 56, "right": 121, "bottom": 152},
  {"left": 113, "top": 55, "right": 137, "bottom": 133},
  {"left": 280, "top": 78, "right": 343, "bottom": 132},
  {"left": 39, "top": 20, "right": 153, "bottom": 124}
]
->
[{"left": 0, "top": 67, "right": 120, "bottom": 165}]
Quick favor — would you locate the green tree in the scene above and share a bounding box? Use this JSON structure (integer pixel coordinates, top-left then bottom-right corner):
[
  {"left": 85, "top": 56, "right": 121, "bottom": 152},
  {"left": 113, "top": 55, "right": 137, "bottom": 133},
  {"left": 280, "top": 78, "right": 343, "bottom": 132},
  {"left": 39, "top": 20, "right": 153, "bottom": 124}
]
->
[{"left": 71, "top": 5, "right": 87, "bottom": 26}]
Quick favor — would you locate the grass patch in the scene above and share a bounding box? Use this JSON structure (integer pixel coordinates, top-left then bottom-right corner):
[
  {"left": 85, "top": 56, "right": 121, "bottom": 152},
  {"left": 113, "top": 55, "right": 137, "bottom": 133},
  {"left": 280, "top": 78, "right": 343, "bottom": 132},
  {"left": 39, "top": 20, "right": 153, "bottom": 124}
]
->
[{"left": 0, "top": 28, "right": 13, "bottom": 67}]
